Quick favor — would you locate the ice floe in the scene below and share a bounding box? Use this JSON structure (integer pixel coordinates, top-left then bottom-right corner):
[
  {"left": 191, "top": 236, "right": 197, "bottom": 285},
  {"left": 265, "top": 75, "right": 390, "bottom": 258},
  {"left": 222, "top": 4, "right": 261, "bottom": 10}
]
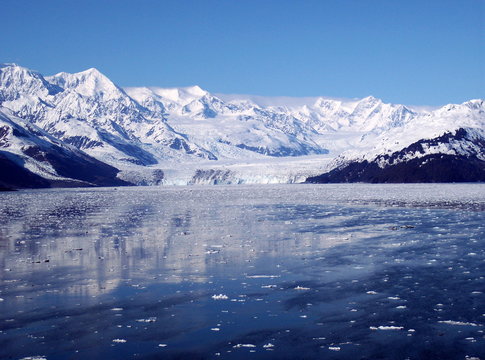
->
[
  {"left": 294, "top": 286, "right": 311, "bottom": 290},
  {"left": 212, "top": 294, "right": 229, "bottom": 300},
  {"left": 233, "top": 344, "right": 256, "bottom": 348},
  {"left": 438, "top": 321, "right": 480, "bottom": 326},
  {"left": 370, "top": 326, "right": 404, "bottom": 330},
  {"left": 112, "top": 339, "right": 127, "bottom": 343}
]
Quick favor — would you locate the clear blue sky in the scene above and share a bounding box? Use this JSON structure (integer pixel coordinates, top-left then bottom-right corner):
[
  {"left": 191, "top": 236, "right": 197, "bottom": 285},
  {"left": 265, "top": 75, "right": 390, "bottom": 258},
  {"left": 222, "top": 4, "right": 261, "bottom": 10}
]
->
[{"left": 3, "top": 0, "right": 484, "bottom": 105}]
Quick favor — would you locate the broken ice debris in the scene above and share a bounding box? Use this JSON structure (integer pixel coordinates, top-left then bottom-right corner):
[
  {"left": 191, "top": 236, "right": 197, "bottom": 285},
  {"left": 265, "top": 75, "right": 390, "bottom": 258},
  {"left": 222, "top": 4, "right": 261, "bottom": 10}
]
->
[
  {"left": 438, "top": 320, "right": 479, "bottom": 326},
  {"left": 136, "top": 317, "right": 157, "bottom": 323},
  {"left": 112, "top": 339, "right": 127, "bottom": 343},
  {"left": 212, "top": 294, "right": 229, "bottom": 300},
  {"left": 370, "top": 326, "right": 404, "bottom": 330},
  {"left": 233, "top": 344, "right": 256, "bottom": 348}
]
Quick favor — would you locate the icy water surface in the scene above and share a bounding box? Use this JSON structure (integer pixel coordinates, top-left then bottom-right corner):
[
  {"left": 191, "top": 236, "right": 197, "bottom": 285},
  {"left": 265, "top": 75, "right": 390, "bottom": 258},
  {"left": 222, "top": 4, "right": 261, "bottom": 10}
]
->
[{"left": 0, "top": 184, "right": 484, "bottom": 360}]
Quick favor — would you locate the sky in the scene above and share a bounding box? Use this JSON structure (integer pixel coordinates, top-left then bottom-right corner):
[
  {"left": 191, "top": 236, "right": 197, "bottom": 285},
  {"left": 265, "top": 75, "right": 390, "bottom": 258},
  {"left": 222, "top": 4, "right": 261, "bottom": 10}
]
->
[{"left": 2, "top": 0, "right": 484, "bottom": 105}]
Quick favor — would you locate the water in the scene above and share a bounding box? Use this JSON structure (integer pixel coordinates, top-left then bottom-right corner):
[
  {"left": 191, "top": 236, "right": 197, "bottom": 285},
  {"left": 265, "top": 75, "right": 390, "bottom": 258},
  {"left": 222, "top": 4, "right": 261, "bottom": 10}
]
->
[{"left": 0, "top": 184, "right": 484, "bottom": 360}]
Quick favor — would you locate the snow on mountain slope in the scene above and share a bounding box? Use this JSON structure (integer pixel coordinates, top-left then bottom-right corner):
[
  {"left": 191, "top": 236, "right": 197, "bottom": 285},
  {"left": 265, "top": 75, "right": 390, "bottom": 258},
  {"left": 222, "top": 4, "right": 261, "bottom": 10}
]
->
[
  {"left": 307, "top": 127, "right": 485, "bottom": 183},
  {"left": 0, "top": 108, "right": 131, "bottom": 188},
  {"left": 307, "top": 100, "right": 485, "bottom": 183},
  {"left": 338, "top": 99, "right": 485, "bottom": 163},
  {"left": 0, "top": 63, "right": 483, "bottom": 186},
  {"left": 125, "top": 86, "right": 328, "bottom": 158},
  {"left": 0, "top": 63, "right": 62, "bottom": 101},
  {"left": 0, "top": 64, "right": 214, "bottom": 165}
]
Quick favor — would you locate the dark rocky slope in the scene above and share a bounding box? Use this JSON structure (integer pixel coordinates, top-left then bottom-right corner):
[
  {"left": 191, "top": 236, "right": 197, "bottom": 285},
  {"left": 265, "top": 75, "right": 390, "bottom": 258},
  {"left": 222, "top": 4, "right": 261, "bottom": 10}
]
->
[{"left": 307, "top": 129, "right": 485, "bottom": 183}]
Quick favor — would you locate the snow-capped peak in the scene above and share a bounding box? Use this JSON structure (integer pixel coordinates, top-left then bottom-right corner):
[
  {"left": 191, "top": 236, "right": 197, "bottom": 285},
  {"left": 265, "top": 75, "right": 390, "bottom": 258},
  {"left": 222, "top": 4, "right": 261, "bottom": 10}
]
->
[
  {"left": 47, "top": 67, "right": 124, "bottom": 99},
  {"left": 360, "top": 95, "right": 380, "bottom": 103},
  {"left": 463, "top": 99, "right": 484, "bottom": 110},
  {"left": 183, "top": 85, "right": 207, "bottom": 97},
  {"left": 149, "top": 85, "right": 208, "bottom": 105},
  {"left": 0, "top": 63, "right": 62, "bottom": 101}
]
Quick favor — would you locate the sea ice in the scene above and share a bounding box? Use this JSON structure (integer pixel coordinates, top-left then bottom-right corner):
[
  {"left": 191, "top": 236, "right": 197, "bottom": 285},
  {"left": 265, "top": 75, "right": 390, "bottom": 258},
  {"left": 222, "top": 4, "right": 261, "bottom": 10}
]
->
[
  {"left": 370, "top": 326, "right": 404, "bottom": 330},
  {"left": 212, "top": 294, "right": 229, "bottom": 300},
  {"left": 233, "top": 344, "right": 256, "bottom": 348},
  {"left": 438, "top": 321, "right": 479, "bottom": 326}
]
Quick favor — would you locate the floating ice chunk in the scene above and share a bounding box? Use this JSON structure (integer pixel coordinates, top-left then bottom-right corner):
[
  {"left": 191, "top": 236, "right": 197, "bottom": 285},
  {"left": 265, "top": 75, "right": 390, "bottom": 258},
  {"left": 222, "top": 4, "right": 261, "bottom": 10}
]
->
[
  {"left": 110, "top": 308, "right": 123, "bottom": 311},
  {"left": 294, "top": 286, "right": 310, "bottom": 290},
  {"left": 136, "top": 317, "right": 157, "bottom": 323},
  {"left": 370, "top": 326, "right": 403, "bottom": 330},
  {"left": 246, "top": 275, "right": 280, "bottom": 279},
  {"left": 19, "top": 357, "right": 47, "bottom": 360},
  {"left": 263, "top": 343, "right": 274, "bottom": 348},
  {"left": 366, "top": 291, "right": 378, "bottom": 295},
  {"left": 233, "top": 344, "right": 256, "bottom": 348},
  {"left": 438, "top": 320, "right": 479, "bottom": 326},
  {"left": 387, "top": 296, "right": 400, "bottom": 300},
  {"left": 206, "top": 249, "right": 220, "bottom": 254},
  {"left": 212, "top": 294, "right": 229, "bottom": 300},
  {"left": 329, "top": 346, "right": 341, "bottom": 351},
  {"left": 261, "top": 285, "right": 277, "bottom": 288},
  {"left": 471, "top": 291, "right": 482, "bottom": 294},
  {"left": 112, "top": 339, "right": 127, "bottom": 343},
  {"left": 396, "top": 306, "right": 407, "bottom": 309},
  {"left": 211, "top": 328, "right": 220, "bottom": 331},
  {"left": 0, "top": 298, "right": 4, "bottom": 302},
  {"left": 158, "top": 344, "right": 167, "bottom": 347}
]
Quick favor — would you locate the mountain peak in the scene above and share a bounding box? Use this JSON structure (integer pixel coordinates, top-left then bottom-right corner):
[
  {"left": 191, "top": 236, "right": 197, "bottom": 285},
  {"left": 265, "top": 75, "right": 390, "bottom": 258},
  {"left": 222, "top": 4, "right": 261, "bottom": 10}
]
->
[
  {"left": 462, "top": 99, "right": 484, "bottom": 110},
  {"left": 0, "top": 62, "right": 21, "bottom": 69},
  {"left": 48, "top": 67, "right": 122, "bottom": 98},
  {"left": 183, "top": 85, "right": 207, "bottom": 97},
  {"left": 360, "top": 95, "right": 381, "bottom": 103},
  {"left": 0, "top": 62, "right": 40, "bottom": 75},
  {"left": 0, "top": 64, "right": 62, "bottom": 100},
  {"left": 78, "top": 67, "right": 105, "bottom": 78}
]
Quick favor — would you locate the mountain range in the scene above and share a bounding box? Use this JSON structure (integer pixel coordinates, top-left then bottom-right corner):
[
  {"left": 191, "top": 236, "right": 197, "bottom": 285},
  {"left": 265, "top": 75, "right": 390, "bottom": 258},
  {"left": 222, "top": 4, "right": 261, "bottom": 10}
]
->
[{"left": 0, "top": 63, "right": 483, "bottom": 189}]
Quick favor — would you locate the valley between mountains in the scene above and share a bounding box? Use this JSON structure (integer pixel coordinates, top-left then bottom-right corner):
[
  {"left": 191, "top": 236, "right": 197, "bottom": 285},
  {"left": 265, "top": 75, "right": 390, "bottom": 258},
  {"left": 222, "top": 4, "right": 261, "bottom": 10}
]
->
[{"left": 0, "top": 63, "right": 484, "bottom": 189}]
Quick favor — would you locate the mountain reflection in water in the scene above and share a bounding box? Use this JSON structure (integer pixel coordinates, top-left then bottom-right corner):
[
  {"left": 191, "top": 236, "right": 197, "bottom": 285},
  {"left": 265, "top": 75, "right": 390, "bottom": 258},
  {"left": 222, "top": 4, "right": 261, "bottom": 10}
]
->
[{"left": 0, "top": 184, "right": 484, "bottom": 360}]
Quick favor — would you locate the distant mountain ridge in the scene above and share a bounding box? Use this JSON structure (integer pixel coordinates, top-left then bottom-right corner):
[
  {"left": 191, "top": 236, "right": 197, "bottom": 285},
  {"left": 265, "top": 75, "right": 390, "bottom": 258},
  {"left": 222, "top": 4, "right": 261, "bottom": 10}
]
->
[{"left": 0, "top": 63, "right": 483, "bottom": 187}]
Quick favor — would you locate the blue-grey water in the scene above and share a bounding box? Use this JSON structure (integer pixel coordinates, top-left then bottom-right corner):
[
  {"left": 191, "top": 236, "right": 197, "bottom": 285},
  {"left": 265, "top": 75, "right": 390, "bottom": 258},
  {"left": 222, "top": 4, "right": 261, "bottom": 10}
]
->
[{"left": 0, "top": 184, "right": 484, "bottom": 360}]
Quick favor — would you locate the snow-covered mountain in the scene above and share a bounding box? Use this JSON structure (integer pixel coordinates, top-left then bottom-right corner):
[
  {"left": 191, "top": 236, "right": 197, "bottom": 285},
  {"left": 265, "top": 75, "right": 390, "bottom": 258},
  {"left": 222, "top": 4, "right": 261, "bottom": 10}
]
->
[
  {"left": 0, "top": 63, "right": 483, "bottom": 187},
  {"left": 307, "top": 100, "right": 485, "bottom": 183},
  {"left": 0, "top": 108, "right": 131, "bottom": 188}
]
